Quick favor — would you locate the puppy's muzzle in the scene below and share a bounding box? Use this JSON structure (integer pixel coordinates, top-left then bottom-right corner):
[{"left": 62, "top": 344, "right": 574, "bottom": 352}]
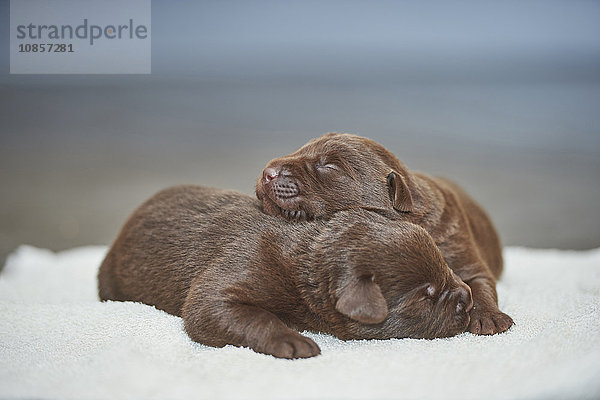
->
[{"left": 263, "top": 167, "right": 300, "bottom": 199}]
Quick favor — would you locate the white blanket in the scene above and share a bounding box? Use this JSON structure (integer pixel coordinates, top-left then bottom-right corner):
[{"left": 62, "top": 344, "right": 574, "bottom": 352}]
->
[{"left": 1, "top": 245, "right": 599, "bottom": 400}]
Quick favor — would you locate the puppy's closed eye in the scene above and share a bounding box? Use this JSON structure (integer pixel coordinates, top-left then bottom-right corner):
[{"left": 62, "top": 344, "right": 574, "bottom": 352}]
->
[
  {"left": 418, "top": 284, "right": 437, "bottom": 304},
  {"left": 316, "top": 162, "right": 339, "bottom": 172}
]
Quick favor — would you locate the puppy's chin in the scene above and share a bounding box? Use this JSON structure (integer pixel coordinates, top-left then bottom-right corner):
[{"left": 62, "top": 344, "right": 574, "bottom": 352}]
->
[
  {"left": 256, "top": 179, "right": 326, "bottom": 221},
  {"left": 260, "top": 193, "right": 318, "bottom": 222},
  {"left": 257, "top": 194, "right": 280, "bottom": 217},
  {"left": 434, "top": 310, "right": 471, "bottom": 339},
  {"left": 403, "top": 298, "right": 471, "bottom": 339}
]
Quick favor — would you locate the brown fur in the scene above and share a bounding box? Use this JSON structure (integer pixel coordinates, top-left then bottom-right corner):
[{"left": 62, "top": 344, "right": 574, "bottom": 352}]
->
[
  {"left": 256, "top": 133, "right": 513, "bottom": 335},
  {"left": 98, "top": 185, "right": 473, "bottom": 359}
]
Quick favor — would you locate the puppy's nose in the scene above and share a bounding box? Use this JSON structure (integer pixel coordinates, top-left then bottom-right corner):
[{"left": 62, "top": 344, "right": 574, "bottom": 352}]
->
[
  {"left": 455, "top": 284, "right": 473, "bottom": 314},
  {"left": 263, "top": 167, "right": 279, "bottom": 183}
]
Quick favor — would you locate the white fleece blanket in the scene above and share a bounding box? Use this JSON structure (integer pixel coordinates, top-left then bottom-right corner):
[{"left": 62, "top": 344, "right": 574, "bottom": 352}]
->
[{"left": 1, "top": 245, "right": 599, "bottom": 400}]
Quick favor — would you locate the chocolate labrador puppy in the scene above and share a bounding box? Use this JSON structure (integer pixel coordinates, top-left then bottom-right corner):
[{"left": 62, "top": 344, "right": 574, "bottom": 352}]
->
[
  {"left": 256, "top": 133, "right": 513, "bottom": 336},
  {"left": 98, "top": 185, "right": 473, "bottom": 359}
]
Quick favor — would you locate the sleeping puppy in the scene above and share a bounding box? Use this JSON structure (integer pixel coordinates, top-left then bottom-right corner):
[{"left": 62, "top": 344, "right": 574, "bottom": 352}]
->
[
  {"left": 98, "top": 185, "right": 473, "bottom": 359},
  {"left": 256, "top": 133, "right": 513, "bottom": 336}
]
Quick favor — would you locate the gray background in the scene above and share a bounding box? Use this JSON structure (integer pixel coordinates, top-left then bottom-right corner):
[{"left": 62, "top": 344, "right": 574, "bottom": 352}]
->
[{"left": 1, "top": 0, "right": 599, "bottom": 266}]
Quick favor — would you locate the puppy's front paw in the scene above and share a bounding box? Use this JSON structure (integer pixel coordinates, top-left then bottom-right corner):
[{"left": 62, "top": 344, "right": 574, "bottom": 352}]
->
[
  {"left": 468, "top": 308, "right": 513, "bottom": 335},
  {"left": 262, "top": 331, "right": 321, "bottom": 359}
]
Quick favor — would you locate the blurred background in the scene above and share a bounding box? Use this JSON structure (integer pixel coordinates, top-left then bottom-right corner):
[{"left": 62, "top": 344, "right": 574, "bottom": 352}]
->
[{"left": 1, "top": 0, "right": 599, "bottom": 266}]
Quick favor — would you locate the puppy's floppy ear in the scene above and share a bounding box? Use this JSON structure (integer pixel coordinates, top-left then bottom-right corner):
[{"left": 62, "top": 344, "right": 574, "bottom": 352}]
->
[
  {"left": 336, "top": 275, "right": 388, "bottom": 324},
  {"left": 387, "top": 171, "right": 414, "bottom": 213}
]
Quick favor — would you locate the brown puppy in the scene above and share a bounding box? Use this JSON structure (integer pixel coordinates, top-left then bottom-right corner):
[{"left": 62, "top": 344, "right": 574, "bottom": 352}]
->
[
  {"left": 98, "top": 185, "right": 473, "bottom": 359},
  {"left": 256, "top": 133, "right": 513, "bottom": 335}
]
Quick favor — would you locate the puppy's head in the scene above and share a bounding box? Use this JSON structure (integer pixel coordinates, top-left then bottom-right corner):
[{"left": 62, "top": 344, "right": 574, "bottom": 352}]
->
[
  {"left": 256, "top": 133, "right": 414, "bottom": 221},
  {"left": 313, "top": 211, "right": 472, "bottom": 339}
]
